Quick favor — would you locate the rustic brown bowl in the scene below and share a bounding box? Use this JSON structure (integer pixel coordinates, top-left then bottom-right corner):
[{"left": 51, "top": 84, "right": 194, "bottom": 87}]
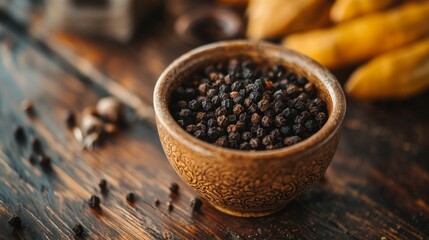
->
[{"left": 153, "top": 40, "right": 346, "bottom": 217}]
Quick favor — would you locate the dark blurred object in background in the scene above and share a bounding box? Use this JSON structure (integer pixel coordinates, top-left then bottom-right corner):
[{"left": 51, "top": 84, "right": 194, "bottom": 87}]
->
[
  {"left": 44, "top": 0, "right": 161, "bottom": 43},
  {"left": 174, "top": 6, "right": 243, "bottom": 46}
]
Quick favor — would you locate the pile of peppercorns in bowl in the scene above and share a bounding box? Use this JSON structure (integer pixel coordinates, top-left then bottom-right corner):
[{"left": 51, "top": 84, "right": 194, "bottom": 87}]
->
[{"left": 169, "top": 58, "right": 328, "bottom": 151}]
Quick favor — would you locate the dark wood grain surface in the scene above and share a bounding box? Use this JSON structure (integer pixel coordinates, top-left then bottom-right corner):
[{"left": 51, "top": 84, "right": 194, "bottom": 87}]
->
[{"left": 0, "top": 7, "right": 428, "bottom": 240}]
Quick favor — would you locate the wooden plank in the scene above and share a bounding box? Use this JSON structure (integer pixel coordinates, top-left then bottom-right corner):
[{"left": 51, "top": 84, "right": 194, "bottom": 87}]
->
[{"left": 0, "top": 15, "right": 428, "bottom": 239}]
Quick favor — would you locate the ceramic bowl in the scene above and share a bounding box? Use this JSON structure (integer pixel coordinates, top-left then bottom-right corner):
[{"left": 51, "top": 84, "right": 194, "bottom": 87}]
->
[{"left": 153, "top": 40, "right": 346, "bottom": 217}]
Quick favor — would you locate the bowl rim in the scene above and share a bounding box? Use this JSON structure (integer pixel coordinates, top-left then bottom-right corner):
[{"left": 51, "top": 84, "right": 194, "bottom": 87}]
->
[{"left": 154, "top": 40, "right": 346, "bottom": 160}]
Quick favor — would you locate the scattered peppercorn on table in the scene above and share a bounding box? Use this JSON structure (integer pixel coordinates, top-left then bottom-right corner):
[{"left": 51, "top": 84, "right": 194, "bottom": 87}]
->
[{"left": 0, "top": 10, "right": 429, "bottom": 240}]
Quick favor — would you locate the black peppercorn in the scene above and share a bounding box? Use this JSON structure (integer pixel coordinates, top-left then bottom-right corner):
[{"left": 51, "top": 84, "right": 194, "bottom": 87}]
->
[
  {"left": 230, "top": 91, "right": 239, "bottom": 99},
  {"left": 221, "top": 99, "right": 234, "bottom": 109},
  {"left": 316, "top": 112, "right": 327, "bottom": 125},
  {"left": 186, "top": 124, "right": 197, "bottom": 133},
  {"left": 275, "top": 115, "right": 286, "bottom": 127},
  {"left": 296, "top": 111, "right": 311, "bottom": 124},
  {"left": 215, "top": 136, "right": 228, "bottom": 147},
  {"left": 185, "top": 88, "right": 195, "bottom": 99},
  {"left": 207, "top": 89, "right": 217, "bottom": 98},
  {"left": 190, "top": 197, "right": 203, "bottom": 212},
  {"left": 72, "top": 224, "right": 83, "bottom": 236},
  {"left": 270, "top": 129, "right": 281, "bottom": 139},
  {"left": 196, "top": 112, "right": 206, "bottom": 122},
  {"left": 248, "top": 103, "right": 258, "bottom": 113},
  {"left": 31, "top": 138, "right": 42, "bottom": 154},
  {"left": 177, "top": 120, "right": 185, "bottom": 127},
  {"left": 39, "top": 155, "right": 51, "bottom": 171},
  {"left": 126, "top": 192, "right": 135, "bottom": 202},
  {"left": 14, "top": 126, "right": 26, "bottom": 144},
  {"left": 177, "top": 100, "right": 188, "bottom": 109},
  {"left": 167, "top": 201, "right": 174, "bottom": 212},
  {"left": 231, "top": 81, "right": 241, "bottom": 91},
  {"left": 249, "top": 138, "right": 260, "bottom": 149},
  {"left": 261, "top": 116, "right": 272, "bottom": 128},
  {"left": 255, "top": 127, "right": 265, "bottom": 138},
  {"left": 8, "top": 216, "right": 21, "bottom": 228},
  {"left": 283, "top": 108, "right": 297, "bottom": 119},
  {"left": 297, "top": 93, "right": 308, "bottom": 102},
  {"left": 241, "top": 131, "right": 252, "bottom": 141},
  {"left": 202, "top": 100, "right": 213, "bottom": 111},
  {"left": 155, "top": 199, "right": 160, "bottom": 206},
  {"left": 169, "top": 182, "right": 179, "bottom": 194},
  {"left": 233, "top": 104, "right": 244, "bottom": 115},
  {"left": 294, "top": 100, "right": 306, "bottom": 111},
  {"left": 219, "top": 84, "right": 229, "bottom": 93},
  {"left": 194, "top": 130, "right": 205, "bottom": 139},
  {"left": 98, "top": 179, "right": 107, "bottom": 193},
  {"left": 286, "top": 84, "right": 300, "bottom": 97},
  {"left": 215, "top": 106, "right": 227, "bottom": 117},
  {"left": 188, "top": 100, "right": 200, "bottom": 110},
  {"left": 217, "top": 115, "right": 228, "bottom": 128},
  {"left": 65, "top": 111, "right": 77, "bottom": 129},
  {"left": 179, "top": 109, "right": 192, "bottom": 118},
  {"left": 211, "top": 95, "right": 221, "bottom": 106},
  {"left": 21, "top": 100, "right": 35, "bottom": 117},
  {"left": 224, "top": 74, "right": 234, "bottom": 84},
  {"left": 257, "top": 99, "right": 270, "bottom": 112},
  {"left": 29, "top": 154, "right": 37, "bottom": 164},
  {"left": 292, "top": 124, "right": 306, "bottom": 135},
  {"left": 251, "top": 113, "right": 261, "bottom": 125},
  {"left": 273, "top": 101, "right": 285, "bottom": 113},
  {"left": 262, "top": 135, "right": 274, "bottom": 146},
  {"left": 170, "top": 59, "right": 328, "bottom": 150},
  {"left": 227, "top": 114, "right": 237, "bottom": 124},
  {"left": 233, "top": 95, "right": 244, "bottom": 104},
  {"left": 89, "top": 195, "right": 100, "bottom": 208},
  {"left": 305, "top": 120, "right": 318, "bottom": 132},
  {"left": 239, "top": 142, "right": 251, "bottom": 150},
  {"left": 273, "top": 90, "right": 284, "bottom": 101},
  {"left": 72, "top": 224, "right": 84, "bottom": 236},
  {"left": 196, "top": 122, "right": 206, "bottom": 132},
  {"left": 243, "top": 98, "right": 253, "bottom": 107},
  {"left": 280, "top": 126, "right": 292, "bottom": 136},
  {"left": 239, "top": 112, "right": 249, "bottom": 123},
  {"left": 227, "top": 125, "right": 238, "bottom": 133},
  {"left": 284, "top": 136, "right": 302, "bottom": 146},
  {"left": 228, "top": 131, "right": 240, "bottom": 142}
]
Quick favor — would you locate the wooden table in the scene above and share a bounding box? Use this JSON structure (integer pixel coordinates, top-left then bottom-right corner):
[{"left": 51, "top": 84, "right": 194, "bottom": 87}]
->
[{"left": 0, "top": 8, "right": 428, "bottom": 240}]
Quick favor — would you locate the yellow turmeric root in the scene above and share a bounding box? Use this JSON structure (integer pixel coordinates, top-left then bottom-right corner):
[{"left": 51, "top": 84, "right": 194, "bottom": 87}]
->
[
  {"left": 283, "top": 2, "right": 429, "bottom": 68},
  {"left": 346, "top": 38, "right": 429, "bottom": 100},
  {"left": 246, "top": 0, "right": 332, "bottom": 40},
  {"left": 330, "top": 0, "right": 399, "bottom": 22}
]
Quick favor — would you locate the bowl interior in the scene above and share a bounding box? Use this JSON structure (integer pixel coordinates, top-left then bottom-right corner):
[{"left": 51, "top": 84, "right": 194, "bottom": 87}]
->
[{"left": 154, "top": 40, "right": 346, "bottom": 159}]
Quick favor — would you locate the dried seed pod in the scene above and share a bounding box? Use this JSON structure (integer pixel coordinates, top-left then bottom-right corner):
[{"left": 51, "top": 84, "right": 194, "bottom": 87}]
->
[
  {"left": 81, "top": 114, "right": 104, "bottom": 136},
  {"left": 96, "top": 97, "right": 124, "bottom": 123}
]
